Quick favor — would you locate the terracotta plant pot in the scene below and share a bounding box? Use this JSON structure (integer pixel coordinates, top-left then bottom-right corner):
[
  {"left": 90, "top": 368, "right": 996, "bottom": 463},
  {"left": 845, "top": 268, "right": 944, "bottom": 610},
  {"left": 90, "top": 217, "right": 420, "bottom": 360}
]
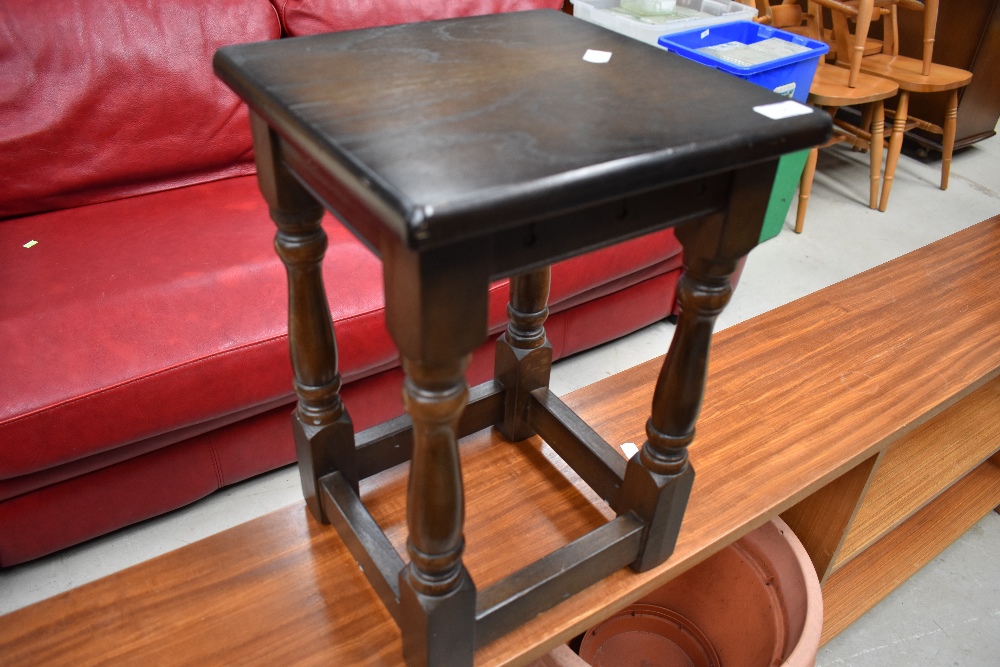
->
[{"left": 533, "top": 518, "right": 823, "bottom": 667}]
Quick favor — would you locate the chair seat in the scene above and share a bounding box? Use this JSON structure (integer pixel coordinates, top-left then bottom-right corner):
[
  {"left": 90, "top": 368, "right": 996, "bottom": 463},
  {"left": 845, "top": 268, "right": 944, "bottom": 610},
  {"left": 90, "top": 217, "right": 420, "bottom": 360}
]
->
[
  {"left": 858, "top": 54, "right": 973, "bottom": 92},
  {"left": 809, "top": 65, "right": 899, "bottom": 106}
]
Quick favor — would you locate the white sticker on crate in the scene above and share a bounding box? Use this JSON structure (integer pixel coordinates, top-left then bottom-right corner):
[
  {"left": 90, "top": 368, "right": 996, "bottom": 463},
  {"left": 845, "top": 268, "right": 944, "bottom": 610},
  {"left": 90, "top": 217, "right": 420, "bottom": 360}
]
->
[{"left": 773, "top": 82, "right": 797, "bottom": 98}]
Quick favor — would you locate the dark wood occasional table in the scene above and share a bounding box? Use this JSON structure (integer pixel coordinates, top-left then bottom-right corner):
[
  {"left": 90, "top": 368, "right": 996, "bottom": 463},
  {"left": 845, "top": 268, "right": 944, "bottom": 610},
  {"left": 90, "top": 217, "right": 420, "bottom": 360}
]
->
[{"left": 214, "top": 10, "right": 829, "bottom": 666}]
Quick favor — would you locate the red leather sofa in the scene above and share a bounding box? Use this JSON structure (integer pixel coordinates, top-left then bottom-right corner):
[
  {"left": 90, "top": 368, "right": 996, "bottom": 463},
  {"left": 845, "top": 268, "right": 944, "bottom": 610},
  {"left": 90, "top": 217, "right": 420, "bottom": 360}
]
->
[{"left": 0, "top": 0, "right": 685, "bottom": 566}]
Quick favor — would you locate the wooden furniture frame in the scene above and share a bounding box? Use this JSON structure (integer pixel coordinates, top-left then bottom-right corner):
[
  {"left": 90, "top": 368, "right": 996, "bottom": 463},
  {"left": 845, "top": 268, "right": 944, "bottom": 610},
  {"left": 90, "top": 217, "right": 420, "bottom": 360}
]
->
[
  {"left": 5, "top": 216, "right": 999, "bottom": 666},
  {"left": 213, "top": 10, "right": 828, "bottom": 665}
]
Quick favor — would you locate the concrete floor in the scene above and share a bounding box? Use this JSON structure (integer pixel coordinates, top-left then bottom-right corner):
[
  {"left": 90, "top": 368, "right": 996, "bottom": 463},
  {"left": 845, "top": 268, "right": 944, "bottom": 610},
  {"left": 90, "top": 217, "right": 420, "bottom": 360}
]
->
[{"left": 2, "top": 129, "right": 999, "bottom": 665}]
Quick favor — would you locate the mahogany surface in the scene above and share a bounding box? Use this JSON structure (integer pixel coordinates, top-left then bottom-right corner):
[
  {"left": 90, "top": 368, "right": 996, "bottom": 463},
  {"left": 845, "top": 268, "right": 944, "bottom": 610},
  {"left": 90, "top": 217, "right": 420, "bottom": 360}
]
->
[{"left": 4, "top": 216, "right": 1000, "bottom": 666}]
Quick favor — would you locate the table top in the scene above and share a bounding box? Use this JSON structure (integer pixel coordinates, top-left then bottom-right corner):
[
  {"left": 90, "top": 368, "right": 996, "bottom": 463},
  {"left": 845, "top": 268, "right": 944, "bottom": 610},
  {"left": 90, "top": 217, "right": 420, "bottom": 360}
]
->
[
  {"left": 214, "top": 10, "right": 830, "bottom": 250},
  {"left": 5, "top": 217, "right": 999, "bottom": 666}
]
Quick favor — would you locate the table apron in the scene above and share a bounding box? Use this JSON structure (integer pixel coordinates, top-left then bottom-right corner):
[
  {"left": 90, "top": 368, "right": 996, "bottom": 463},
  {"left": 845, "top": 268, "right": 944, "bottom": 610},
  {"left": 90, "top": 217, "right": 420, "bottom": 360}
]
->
[{"left": 282, "top": 129, "right": 743, "bottom": 282}]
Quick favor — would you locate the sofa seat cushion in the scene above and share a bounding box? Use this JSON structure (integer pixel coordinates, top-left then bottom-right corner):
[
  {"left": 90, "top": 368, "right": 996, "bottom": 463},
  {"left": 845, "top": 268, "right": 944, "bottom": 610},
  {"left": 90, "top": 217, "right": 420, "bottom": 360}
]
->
[
  {"left": 0, "top": 264, "right": 682, "bottom": 567},
  {"left": 1, "top": 175, "right": 682, "bottom": 496},
  {"left": 276, "top": 0, "right": 564, "bottom": 36},
  {"left": 0, "top": 0, "right": 281, "bottom": 219}
]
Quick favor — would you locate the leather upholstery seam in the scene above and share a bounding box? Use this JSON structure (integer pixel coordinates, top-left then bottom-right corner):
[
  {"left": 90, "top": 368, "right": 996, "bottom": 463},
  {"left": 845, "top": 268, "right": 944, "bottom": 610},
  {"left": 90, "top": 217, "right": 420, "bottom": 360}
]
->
[{"left": 209, "top": 443, "right": 226, "bottom": 490}]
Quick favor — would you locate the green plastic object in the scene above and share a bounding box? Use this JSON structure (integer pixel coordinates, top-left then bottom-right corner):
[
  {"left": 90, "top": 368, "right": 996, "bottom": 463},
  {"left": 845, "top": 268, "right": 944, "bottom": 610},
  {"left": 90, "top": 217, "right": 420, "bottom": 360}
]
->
[{"left": 759, "top": 148, "right": 809, "bottom": 242}]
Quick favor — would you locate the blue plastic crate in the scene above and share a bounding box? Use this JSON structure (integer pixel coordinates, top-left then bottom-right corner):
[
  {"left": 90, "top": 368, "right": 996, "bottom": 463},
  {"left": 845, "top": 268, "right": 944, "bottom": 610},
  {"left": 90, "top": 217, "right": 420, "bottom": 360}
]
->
[
  {"left": 658, "top": 21, "right": 828, "bottom": 103},
  {"left": 660, "top": 22, "right": 828, "bottom": 242}
]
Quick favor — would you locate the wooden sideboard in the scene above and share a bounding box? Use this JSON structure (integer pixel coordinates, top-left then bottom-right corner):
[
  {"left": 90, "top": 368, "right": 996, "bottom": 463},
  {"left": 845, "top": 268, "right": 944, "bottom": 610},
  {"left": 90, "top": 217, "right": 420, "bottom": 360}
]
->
[
  {"left": 2, "top": 217, "right": 999, "bottom": 665},
  {"left": 895, "top": 0, "right": 1000, "bottom": 151}
]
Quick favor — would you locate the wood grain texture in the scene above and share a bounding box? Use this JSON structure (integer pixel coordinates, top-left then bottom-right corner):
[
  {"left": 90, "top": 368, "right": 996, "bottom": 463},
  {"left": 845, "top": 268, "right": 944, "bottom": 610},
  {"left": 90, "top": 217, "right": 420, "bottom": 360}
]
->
[
  {"left": 834, "top": 374, "right": 1000, "bottom": 568},
  {"left": 213, "top": 10, "right": 830, "bottom": 251},
  {"left": 820, "top": 455, "right": 1000, "bottom": 644},
  {"left": 809, "top": 64, "right": 899, "bottom": 106},
  {"left": 4, "top": 217, "right": 1000, "bottom": 665},
  {"left": 215, "top": 13, "right": 828, "bottom": 480},
  {"left": 780, "top": 452, "right": 882, "bottom": 583}
]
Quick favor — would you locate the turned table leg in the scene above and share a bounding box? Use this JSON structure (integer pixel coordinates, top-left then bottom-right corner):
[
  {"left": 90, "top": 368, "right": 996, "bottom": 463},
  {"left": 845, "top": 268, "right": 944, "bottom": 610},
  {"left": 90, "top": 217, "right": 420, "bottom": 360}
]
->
[
  {"left": 382, "top": 241, "right": 490, "bottom": 667},
  {"left": 619, "top": 164, "right": 773, "bottom": 572},
  {"left": 618, "top": 256, "right": 734, "bottom": 571},
  {"left": 398, "top": 355, "right": 476, "bottom": 666},
  {"left": 250, "top": 113, "right": 356, "bottom": 523},
  {"left": 495, "top": 267, "right": 553, "bottom": 442}
]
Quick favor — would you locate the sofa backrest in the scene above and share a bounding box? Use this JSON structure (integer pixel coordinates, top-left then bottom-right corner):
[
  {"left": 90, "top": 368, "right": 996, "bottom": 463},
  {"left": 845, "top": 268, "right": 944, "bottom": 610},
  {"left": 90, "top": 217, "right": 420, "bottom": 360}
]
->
[
  {"left": 0, "top": 0, "right": 281, "bottom": 218},
  {"left": 276, "top": 0, "right": 565, "bottom": 36}
]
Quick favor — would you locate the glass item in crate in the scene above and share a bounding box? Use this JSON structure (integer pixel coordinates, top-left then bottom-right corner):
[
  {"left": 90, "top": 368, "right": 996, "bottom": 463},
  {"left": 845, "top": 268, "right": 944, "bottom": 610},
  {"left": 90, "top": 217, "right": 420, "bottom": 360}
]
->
[{"left": 621, "top": 0, "right": 677, "bottom": 16}]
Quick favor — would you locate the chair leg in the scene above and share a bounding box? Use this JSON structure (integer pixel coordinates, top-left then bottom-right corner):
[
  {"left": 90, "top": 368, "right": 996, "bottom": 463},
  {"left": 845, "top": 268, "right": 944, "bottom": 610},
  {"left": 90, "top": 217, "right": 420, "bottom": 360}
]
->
[
  {"left": 869, "top": 101, "right": 884, "bottom": 210},
  {"left": 880, "top": 90, "right": 908, "bottom": 212},
  {"left": 796, "top": 147, "right": 819, "bottom": 234},
  {"left": 941, "top": 88, "right": 958, "bottom": 190},
  {"left": 856, "top": 104, "right": 874, "bottom": 152}
]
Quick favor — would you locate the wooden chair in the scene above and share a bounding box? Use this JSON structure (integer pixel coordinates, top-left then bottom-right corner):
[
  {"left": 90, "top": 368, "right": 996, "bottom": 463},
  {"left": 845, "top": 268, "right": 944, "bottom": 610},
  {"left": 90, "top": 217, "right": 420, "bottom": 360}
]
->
[
  {"left": 816, "top": 0, "right": 888, "bottom": 60},
  {"left": 752, "top": 0, "right": 817, "bottom": 33},
  {"left": 843, "top": 0, "right": 973, "bottom": 210},
  {"left": 762, "top": 0, "right": 901, "bottom": 232}
]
